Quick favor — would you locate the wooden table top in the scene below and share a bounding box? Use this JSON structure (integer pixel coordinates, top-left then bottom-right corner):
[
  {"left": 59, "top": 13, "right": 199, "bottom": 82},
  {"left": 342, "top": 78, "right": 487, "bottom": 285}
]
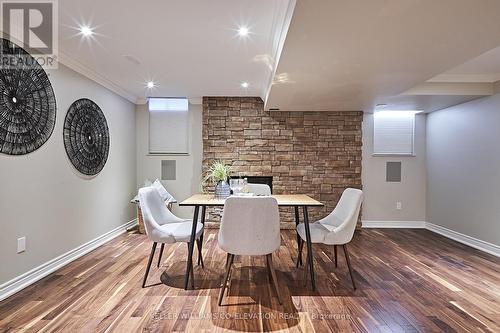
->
[{"left": 179, "top": 194, "right": 324, "bottom": 207}]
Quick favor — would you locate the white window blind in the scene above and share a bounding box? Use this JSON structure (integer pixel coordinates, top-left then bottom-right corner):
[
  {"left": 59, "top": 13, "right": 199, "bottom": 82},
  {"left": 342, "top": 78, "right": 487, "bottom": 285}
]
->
[
  {"left": 149, "top": 98, "right": 189, "bottom": 154},
  {"left": 373, "top": 111, "right": 415, "bottom": 155}
]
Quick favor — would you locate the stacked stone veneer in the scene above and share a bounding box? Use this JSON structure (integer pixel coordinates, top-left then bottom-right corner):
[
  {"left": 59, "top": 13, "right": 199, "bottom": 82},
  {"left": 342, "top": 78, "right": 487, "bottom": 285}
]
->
[{"left": 202, "top": 96, "right": 362, "bottom": 226}]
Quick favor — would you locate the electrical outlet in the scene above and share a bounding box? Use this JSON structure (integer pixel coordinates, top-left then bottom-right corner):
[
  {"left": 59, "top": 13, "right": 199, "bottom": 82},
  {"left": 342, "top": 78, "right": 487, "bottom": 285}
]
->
[
  {"left": 17, "top": 237, "right": 26, "bottom": 253},
  {"left": 396, "top": 201, "right": 402, "bottom": 210}
]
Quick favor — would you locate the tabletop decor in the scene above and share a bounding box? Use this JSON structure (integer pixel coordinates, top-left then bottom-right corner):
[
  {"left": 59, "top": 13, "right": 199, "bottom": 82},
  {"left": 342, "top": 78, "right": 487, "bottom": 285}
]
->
[
  {"left": 203, "top": 160, "right": 231, "bottom": 199},
  {"left": 63, "top": 98, "right": 109, "bottom": 176},
  {"left": 0, "top": 38, "right": 56, "bottom": 155}
]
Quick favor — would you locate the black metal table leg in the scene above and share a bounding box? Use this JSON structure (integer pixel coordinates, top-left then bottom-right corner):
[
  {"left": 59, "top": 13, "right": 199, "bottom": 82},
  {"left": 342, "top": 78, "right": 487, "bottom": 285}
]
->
[
  {"left": 303, "top": 206, "right": 316, "bottom": 290},
  {"left": 184, "top": 205, "right": 200, "bottom": 290},
  {"left": 198, "top": 206, "right": 206, "bottom": 266},
  {"left": 294, "top": 206, "right": 303, "bottom": 266}
]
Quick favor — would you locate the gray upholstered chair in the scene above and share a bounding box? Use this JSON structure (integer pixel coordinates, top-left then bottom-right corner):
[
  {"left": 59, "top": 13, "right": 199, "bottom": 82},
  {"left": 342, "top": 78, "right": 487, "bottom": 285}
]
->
[
  {"left": 218, "top": 196, "right": 282, "bottom": 305},
  {"left": 138, "top": 187, "right": 204, "bottom": 288},
  {"left": 246, "top": 183, "right": 271, "bottom": 196},
  {"left": 296, "top": 188, "right": 363, "bottom": 289}
]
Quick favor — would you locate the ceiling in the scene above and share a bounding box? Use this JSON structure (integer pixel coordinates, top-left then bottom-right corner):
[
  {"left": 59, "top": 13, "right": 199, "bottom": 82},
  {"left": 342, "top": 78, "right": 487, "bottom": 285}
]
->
[
  {"left": 56, "top": 0, "right": 293, "bottom": 103},
  {"left": 20, "top": 0, "right": 500, "bottom": 111},
  {"left": 429, "top": 45, "right": 500, "bottom": 83},
  {"left": 265, "top": 0, "right": 500, "bottom": 112}
]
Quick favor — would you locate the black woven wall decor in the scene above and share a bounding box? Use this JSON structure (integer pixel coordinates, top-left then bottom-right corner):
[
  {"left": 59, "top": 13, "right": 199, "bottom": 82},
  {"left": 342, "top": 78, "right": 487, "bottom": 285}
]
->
[
  {"left": 63, "top": 99, "right": 109, "bottom": 176},
  {"left": 0, "top": 38, "right": 56, "bottom": 155}
]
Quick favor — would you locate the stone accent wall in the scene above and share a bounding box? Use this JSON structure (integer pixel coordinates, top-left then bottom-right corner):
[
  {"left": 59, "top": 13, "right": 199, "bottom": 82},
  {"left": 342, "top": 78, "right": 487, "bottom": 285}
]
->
[{"left": 203, "top": 96, "right": 362, "bottom": 225}]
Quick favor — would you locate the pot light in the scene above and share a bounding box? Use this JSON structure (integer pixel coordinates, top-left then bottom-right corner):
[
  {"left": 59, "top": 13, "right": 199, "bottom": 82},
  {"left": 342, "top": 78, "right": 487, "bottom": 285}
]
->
[
  {"left": 241, "top": 82, "right": 249, "bottom": 88},
  {"left": 79, "top": 25, "right": 93, "bottom": 37},
  {"left": 147, "top": 81, "right": 156, "bottom": 89},
  {"left": 238, "top": 26, "right": 249, "bottom": 37}
]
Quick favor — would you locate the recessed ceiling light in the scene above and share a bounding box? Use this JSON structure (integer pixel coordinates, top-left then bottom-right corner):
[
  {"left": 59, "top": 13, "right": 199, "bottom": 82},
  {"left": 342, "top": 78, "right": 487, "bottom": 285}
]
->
[
  {"left": 147, "top": 81, "right": 156, "bottom": 89},
  {"left": 241, "top": 82, "right": 249, "bottom": 88},
  {"left": 238, "top": 26, "right": 249, "bottom": 37},
  {"left": 375, "top": 103, "right": 388, "bottom": 108},
  {"left": 79, "top": 26, "right": 93, "bottom": 37}
]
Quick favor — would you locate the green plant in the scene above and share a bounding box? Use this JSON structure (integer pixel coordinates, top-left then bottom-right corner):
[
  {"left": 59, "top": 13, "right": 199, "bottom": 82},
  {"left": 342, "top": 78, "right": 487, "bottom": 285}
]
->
[{"left": 203, "top": 160, "right": 231, "bottom": 185}]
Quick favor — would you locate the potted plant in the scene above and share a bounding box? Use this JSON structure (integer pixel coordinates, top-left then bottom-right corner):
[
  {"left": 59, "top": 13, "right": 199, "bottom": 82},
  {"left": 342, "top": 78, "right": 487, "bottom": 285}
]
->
[{"left": 203, "top": 161, "right": 231, "bottom": 198}]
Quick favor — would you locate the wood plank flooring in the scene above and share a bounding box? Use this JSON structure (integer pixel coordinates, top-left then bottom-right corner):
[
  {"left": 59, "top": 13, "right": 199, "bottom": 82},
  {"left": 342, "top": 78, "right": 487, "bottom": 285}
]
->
[{"left": 0, "top": 228, "right": 498, "bottom": 332}]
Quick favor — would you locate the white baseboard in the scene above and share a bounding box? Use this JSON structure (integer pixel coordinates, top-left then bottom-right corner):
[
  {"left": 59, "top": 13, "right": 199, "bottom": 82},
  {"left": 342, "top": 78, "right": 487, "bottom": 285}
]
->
[
  {"left": 362, "top": 220, "right": 426, "bottom": 228},
  {"left": 362, "top": 220, "right": 499, "bottom": 257},
  {"left": 425, "top": 222, "right": 500, "bottom": 257},
  {"left": 0, "top": 219, "right": 137, "bottom": 302}
]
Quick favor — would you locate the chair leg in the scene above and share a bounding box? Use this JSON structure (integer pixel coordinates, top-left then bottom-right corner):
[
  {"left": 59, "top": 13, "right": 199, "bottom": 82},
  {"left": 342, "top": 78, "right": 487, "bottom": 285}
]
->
[
  {"left": 142, "top": 242, "right": 157, "bottom": 288},
  {"left": 296, "top": 238, "right": 304, "bottom": 268},
  {"left": 334, "top": 245, "right": 338, "bottom": 268},
  {"left": 187, "top": 243, "right": 195, "bottom": 289},
  {"left": 196, "top": 239, "right": 204, "bottom": 268},
  {"left": 266, "top": 254, "right": 282, "bottom": 305},
  {"left": 343, "top": 244, "right": 356, "bottom": 290},
  {"left": 157, "top": 243, "right": 165, "bottom": 268},
  {"left": 218, "top": 254, "right": 234, "bottom": 306},
  {"left": 266, "top": 256, "right": 273, "bottom": 281},
  {"left": 225, "top": 253, "right": 233, "bottom": 295}
]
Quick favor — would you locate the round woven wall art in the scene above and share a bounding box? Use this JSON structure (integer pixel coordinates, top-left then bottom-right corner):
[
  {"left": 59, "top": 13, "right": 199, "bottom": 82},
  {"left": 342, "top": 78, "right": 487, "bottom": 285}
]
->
[
  {"left": 0, "top": 38, "right": 56, "bottom": 155},
  {"left": 63, "top": 98, "right": 109, "bottom": 176}
]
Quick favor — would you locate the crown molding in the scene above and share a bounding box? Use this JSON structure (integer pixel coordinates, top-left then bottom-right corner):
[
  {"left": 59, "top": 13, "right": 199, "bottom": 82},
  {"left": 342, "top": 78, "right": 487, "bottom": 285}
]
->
[
  {"left": 428, "top": 73, "right": 500, "bottom": 83},
  {"left": 263, "top": 0, "right": 297, "bottom": 108},
  {"left": 494, "top": 80, "right": 500, "bottom": 94},
  {"left": 402, "top": 82, "right": 494, "bottom": 96},
  {"left": 57, "top": 51, "right": 139, "bottom": 104}
]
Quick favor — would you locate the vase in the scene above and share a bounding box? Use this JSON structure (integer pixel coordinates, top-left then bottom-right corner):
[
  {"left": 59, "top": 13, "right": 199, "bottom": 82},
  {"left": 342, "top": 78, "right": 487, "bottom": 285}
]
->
[{"left": 215, "top": 180, "right": 231, "bottom": 199}]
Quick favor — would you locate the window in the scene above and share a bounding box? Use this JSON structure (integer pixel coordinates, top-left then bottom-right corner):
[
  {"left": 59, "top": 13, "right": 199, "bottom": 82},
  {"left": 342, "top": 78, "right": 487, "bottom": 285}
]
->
[
  {"left": 373, "top": 111, "right": 416, "bottom": 155},
  {"left": 149, "top": 98, "right": 189, "bottom": 154}
]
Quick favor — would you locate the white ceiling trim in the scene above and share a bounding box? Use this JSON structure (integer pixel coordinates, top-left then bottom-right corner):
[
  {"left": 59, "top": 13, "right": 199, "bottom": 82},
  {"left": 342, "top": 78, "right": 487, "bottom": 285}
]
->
[
  {"left": 428, "top": 73, "right": 500, "bottom": 83},
  {"left": 402, "top": 82, "right": 495, "bottom": 96},
  {"left": 263, "top": 0, "right": 296, "bottom": 107},
  {"left": 2, "top": 28, "right": 138, "bottom": 104},
  {"left": 494, "top": 81, "right": 500, "bottom": 94},
  {"left": 57, "top": 51, "right": 138, "bottom": 104}
]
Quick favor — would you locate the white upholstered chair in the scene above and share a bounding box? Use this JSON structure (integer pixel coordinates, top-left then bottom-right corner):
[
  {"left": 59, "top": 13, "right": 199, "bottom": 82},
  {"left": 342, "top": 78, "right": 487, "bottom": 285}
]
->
[
  {"left": 138, "top": 187, "right": 204, "bottom": 288},
  {"left": 218, "top": 196, "right": 282, "bottom": 305},
  {"left": 296, "top": 188, "right": 363, "bottom": 289},
  {"left": 246, "top": 183, "right": 271, "bottom": 196}
]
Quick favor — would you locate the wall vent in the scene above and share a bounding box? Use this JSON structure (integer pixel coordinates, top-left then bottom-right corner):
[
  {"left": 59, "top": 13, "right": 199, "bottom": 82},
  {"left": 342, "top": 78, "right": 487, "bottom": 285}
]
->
[
  {"left": 386, "top": 161, "right": 401, "bottom": 182},
  {"left": 161, "top": 160, "right": 176, "bottom": 180}
]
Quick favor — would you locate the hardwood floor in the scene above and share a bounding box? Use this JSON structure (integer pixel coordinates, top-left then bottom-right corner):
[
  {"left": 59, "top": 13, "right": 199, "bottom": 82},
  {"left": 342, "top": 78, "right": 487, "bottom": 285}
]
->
[{"left": 0, "top": 228, "right": 498, "bottom": 332}]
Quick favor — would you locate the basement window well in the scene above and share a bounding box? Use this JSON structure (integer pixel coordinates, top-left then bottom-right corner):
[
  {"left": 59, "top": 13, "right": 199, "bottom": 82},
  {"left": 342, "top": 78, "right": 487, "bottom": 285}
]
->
[
  {"left": 373, "top": 111, "right": 417, "bottom": 156},
  {"left": 148, "top": 98, "right": 189, "bottom": 155}
]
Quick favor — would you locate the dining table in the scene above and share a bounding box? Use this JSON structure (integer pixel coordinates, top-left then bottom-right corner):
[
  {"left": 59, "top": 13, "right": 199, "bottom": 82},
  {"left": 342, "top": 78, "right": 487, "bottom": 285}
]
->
[{"left": 179, "top": 194, "right": 324, "bottom": 291}]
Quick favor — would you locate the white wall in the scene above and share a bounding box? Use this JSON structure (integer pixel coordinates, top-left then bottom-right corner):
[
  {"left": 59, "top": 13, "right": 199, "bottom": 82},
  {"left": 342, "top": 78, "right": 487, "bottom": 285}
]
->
[
  {"left": 135, "top": 103, "right": 202, "bottom": 218},
  {"left": 0, "top": 64, "right": 137, "bottom": 284},
  {"left": 362, "top": 113, "right": 427, "bottom": 222},
  {"left": 427, "top": 94, "right": 500, "bottom": 245}
]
